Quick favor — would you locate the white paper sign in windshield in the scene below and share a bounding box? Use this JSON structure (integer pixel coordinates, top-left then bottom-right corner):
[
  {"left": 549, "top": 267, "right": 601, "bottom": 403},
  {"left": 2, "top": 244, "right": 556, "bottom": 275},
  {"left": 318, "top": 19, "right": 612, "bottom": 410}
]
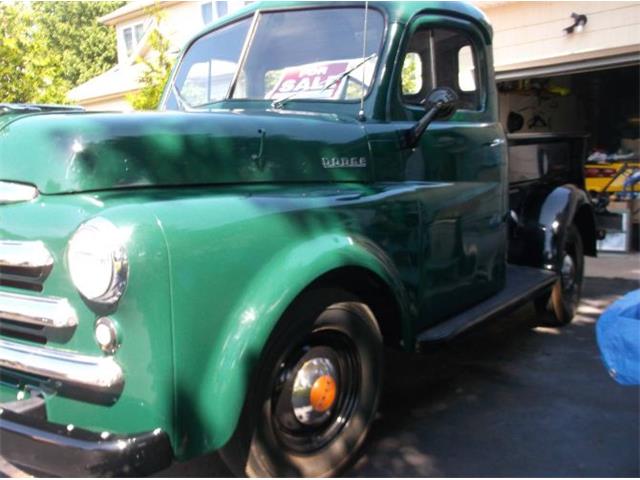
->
[{"left": 268, "top": 60, "right": 351, "bottom": 100}]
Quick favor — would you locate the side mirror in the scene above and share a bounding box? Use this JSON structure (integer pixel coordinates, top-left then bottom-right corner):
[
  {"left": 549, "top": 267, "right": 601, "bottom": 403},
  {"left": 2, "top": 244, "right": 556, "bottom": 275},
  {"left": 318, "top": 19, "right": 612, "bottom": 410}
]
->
[
  {"left": 406, "top": 87, "right": 459, "bottom": 148},
  {"left": 423, "top": 87, "right": 459, "bottom": 119}
]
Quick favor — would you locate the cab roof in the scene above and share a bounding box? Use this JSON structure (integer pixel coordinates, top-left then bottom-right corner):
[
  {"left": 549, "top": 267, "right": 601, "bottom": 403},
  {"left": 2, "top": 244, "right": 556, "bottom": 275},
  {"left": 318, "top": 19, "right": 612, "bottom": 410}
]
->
[{"left": 192, "top": 1, "right": 493, "bottom": 45}]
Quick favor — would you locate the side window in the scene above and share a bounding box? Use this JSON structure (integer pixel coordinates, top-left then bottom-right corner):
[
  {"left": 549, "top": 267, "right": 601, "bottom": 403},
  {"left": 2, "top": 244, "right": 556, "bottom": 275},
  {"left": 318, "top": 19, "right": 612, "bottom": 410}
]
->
[{"left": 401, "top": 26, "right": 481, "bottom": 111}]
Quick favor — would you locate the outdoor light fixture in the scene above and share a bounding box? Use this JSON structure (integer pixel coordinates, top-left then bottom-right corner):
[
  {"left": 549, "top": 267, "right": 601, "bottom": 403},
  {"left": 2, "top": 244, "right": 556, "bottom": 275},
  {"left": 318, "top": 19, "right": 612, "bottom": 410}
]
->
[{"left": 564, "top": 13, "right": 587, "bottom": 34}]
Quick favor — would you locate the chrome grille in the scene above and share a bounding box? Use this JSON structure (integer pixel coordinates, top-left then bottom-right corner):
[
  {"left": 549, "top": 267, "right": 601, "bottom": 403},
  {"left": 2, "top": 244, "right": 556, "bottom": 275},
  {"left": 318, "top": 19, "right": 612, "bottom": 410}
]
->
[
  {"left": 0, "top": 238, "right": 124, "bottom": 402},
  {"left": 0, "top": 240, "right": 53, "bottom": 291},
  {"left": 0, "top": 339, "right": 123, "bottom": 404},
  {"left": 0, "top": 291, "right": 77, "bottom": 329}
]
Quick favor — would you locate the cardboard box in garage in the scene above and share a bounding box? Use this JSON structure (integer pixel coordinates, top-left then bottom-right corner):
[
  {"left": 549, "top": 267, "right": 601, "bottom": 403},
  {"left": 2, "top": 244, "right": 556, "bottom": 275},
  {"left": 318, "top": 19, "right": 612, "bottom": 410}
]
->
[{"left": 609, "top": 199, "right": 640, "bottom": 224}]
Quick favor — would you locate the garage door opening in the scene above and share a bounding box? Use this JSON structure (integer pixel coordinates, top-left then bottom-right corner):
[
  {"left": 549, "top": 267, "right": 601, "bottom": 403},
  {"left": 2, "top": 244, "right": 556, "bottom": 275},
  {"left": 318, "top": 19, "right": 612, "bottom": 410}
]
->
[{"left": 497, "top": 64, "right": 640, "bottom": 252}]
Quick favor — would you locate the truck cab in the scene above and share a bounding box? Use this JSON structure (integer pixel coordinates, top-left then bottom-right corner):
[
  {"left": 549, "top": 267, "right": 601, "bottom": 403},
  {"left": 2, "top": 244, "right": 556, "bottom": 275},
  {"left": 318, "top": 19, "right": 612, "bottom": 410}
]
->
[{"left": 0, "top": 2, "right": 595, "bottom": 477}]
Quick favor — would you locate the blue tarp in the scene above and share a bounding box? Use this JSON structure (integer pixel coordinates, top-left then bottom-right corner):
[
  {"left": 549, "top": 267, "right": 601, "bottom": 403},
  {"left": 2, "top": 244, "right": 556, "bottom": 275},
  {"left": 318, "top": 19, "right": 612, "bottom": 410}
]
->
[{"left": 596, "top": 289, "right": 640, "bottom": 385}]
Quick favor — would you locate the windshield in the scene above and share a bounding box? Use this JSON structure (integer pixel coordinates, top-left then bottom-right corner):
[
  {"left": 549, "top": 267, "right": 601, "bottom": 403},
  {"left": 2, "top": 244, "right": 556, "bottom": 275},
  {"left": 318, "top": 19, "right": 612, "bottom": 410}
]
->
[{"left": 164, "top": 7, "right": 384, "bottom": 110}]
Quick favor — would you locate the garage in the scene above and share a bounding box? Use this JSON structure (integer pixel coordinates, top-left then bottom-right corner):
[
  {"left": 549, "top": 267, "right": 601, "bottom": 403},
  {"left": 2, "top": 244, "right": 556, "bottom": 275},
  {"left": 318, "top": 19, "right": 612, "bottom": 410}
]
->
[{"left": 481, "top": 1, "right": 640, "bottom": 252}]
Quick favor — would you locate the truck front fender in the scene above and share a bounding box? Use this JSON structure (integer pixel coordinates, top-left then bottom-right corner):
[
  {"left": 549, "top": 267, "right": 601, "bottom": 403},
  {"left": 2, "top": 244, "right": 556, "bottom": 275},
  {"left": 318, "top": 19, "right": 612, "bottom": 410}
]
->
[{"left": 174, "top": 232, "right": 408, "bottom": 458}]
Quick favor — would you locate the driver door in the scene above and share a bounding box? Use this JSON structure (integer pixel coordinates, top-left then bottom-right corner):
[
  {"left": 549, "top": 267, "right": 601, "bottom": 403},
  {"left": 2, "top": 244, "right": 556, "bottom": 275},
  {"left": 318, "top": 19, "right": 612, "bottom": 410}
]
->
[{"left": 394, "top": 15, "right": 508, "bottom": 329}]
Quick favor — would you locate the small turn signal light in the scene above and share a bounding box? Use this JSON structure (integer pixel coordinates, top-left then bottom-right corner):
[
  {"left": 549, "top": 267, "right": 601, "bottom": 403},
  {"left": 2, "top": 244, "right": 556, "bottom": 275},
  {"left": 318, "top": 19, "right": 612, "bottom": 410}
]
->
[{"left": 95, "top": 317, "right": 120, "bottom": 354}]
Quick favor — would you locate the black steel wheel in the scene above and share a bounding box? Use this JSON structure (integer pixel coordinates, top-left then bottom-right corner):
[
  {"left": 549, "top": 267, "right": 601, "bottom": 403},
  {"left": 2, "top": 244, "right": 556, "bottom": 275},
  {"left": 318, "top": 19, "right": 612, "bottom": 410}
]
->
[
  {"left": 220, "top": 288, "right": 383, "bottom": 477},
  {"left": 537, "top": 224, "right": 584, "bottom": 325}
]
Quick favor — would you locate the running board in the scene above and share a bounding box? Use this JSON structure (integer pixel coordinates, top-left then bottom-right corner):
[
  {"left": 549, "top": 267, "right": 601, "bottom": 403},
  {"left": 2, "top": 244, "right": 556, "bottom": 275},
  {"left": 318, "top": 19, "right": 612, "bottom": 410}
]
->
[{"left": 416, "top": 265, "right": 557, "bottom": 346}]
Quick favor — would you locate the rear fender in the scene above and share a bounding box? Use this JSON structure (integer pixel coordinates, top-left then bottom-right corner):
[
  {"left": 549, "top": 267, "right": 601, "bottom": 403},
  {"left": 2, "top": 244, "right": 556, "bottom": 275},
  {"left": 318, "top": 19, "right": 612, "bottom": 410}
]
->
[{"left": 535, "top": 184, "right": 594, "bottom": 270}]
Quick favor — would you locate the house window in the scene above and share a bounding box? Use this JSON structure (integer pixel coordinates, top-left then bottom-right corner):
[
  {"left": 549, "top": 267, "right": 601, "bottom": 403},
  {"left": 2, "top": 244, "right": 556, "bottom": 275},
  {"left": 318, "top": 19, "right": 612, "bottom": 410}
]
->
[
  {"left": 216, "top": 1, "right": 228, "bottom": 18},
  {"left": 123, "top": 22, "right": 146, "bottom": 56},
  {"left": 201, "top": 1, "right": 229, "bottom": 24},
  {"left": 201, "top": 2, "right": 213, "bottom": 24}
]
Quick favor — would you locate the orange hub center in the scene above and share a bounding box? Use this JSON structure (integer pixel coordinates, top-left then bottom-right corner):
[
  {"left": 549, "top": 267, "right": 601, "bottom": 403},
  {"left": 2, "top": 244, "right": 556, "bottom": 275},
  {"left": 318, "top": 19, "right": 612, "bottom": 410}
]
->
[{"left": 309, "top": 374, "right": 337, "bottom": 413}]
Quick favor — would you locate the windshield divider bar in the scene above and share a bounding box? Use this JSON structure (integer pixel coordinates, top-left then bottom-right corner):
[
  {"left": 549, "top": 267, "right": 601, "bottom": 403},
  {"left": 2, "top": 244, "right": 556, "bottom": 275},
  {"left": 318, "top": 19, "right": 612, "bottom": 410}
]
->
[{"left": 225, "top": 10, "right": 261, "bottom": 101}]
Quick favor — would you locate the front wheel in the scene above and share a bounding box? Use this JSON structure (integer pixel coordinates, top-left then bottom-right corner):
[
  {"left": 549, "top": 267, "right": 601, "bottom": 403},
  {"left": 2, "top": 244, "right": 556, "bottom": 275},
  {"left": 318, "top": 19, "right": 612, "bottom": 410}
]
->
[
  {"left": 221, "top": 288, "right": 383, "bottom": 477},
  {"left": 536, "top": 224, "right": 584, "bottom": 325}
]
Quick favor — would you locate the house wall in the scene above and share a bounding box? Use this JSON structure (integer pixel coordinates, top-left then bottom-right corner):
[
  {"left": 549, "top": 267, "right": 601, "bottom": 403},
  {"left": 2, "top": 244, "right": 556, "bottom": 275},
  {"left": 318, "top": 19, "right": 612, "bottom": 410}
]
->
[
  {"left": 481, "top": 1, "right": 640, "bottom": 73},
  {"left": 158, "top": 1, "right": 208, "bottom": 52},
  {"left": 114, "top": 1, "right": 203, "bottom": 65},
  {"left": 114, "top": 1, "right": 248, "bottom": 65},
  {"left": 159, "top": 1, "right": 248, "bottom": 52},
  {"left": 80, "top": 95, "right": 138, "bottom": 112}
]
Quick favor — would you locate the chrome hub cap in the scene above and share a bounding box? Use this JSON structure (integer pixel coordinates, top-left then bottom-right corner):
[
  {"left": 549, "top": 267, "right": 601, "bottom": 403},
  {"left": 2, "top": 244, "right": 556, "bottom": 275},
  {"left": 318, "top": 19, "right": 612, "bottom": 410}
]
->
[
  {"left": 561, "top": 254, "right": 576, "bottom": 290},
  {"left": 270, "top": 332, "right": 359, "bottom": 454},
  {"left": 291, "top": 357, "right": 338, "bottom": 425}
]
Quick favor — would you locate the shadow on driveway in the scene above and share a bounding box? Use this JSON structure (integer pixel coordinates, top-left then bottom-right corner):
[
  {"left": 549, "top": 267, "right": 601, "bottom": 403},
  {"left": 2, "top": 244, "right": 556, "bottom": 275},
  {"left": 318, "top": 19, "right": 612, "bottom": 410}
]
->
[{"left": 350, "top": 266, "right": 640, "bottom": 477}]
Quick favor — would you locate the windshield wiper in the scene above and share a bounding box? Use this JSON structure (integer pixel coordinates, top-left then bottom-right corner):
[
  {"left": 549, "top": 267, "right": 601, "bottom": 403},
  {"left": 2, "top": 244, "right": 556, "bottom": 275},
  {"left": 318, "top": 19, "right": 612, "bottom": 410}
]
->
[{"left": 271, "top": 53, "right": 377, "bottom": 110}]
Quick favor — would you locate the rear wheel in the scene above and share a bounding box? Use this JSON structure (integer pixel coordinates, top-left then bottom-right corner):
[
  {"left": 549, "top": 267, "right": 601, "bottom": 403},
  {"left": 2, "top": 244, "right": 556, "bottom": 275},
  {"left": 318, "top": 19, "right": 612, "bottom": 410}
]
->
[
  {"left": 220, "top": 288, "right": 383, "bottom": 477},
  {"left": 537, "top": 224, "right": 584, "bottom": 325}
]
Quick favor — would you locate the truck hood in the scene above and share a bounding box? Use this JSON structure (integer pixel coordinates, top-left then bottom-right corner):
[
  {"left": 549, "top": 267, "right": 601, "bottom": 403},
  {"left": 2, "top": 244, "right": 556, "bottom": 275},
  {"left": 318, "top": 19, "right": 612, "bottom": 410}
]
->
[{"left": 0, "top": 110, "right": 371, "bottom": 194}]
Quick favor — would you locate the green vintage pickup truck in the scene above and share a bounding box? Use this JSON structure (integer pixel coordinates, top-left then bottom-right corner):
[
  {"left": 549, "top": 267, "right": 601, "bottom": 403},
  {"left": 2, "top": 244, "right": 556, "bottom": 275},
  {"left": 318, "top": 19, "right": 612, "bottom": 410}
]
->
[{"left": 0, "top": 1, "right": 596, "bottom": 477}]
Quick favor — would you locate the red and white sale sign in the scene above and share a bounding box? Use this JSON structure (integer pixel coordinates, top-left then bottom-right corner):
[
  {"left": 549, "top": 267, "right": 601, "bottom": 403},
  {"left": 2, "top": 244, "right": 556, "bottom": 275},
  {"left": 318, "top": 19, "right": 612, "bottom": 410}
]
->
[{"left": 267, "top": 60, "right": 351, "bottom": 100}]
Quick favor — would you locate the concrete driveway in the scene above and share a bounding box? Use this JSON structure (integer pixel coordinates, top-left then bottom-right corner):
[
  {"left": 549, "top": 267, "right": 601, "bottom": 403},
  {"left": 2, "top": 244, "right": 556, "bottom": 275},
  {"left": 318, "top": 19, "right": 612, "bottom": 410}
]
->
[
  {"left": 350, "top": 253, "right": 640, "bottom": 477},
  {"left": 2, "top": 254, "right": 639, "bottom": 477}
]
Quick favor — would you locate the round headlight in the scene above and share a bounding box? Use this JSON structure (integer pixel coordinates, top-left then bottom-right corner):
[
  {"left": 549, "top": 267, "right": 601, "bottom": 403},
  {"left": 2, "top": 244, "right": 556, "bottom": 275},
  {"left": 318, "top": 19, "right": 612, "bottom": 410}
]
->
[{"left": 67, "top": 217, "right": 128, "bottom": 303}]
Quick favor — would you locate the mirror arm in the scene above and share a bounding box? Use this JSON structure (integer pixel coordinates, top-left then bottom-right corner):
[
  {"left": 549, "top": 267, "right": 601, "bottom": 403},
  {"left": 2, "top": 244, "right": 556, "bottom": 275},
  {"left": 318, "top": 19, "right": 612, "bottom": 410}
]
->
[{"left": 406, "top": 102, "right": 442, "bottom": 149}]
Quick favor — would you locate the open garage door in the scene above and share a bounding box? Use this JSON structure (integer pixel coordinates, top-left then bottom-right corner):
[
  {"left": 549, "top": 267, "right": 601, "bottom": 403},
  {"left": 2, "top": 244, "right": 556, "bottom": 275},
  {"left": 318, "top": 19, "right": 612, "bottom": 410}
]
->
[
  {"left": 497, "top": 59, "right": 640, "bottom": 252},
  {"left": 496, "top": 51, "right": 640, "bottom": 82}
]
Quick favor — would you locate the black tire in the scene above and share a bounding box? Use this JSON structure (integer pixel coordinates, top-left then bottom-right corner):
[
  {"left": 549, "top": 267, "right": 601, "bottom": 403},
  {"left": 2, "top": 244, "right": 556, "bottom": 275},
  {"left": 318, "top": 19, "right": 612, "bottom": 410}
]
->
[
  {"left": 220, "top": 288, "right": 383, "bottom": 477},
  {"left": 536, "top": 224, "right": 584, "bottom": 325}
]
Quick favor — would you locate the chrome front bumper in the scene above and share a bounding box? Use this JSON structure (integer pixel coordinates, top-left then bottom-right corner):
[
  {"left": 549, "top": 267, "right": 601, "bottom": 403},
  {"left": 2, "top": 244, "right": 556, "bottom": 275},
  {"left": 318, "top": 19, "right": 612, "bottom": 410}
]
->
[{"left": 0, "top": 398, "right": 172, "bottom": 477}]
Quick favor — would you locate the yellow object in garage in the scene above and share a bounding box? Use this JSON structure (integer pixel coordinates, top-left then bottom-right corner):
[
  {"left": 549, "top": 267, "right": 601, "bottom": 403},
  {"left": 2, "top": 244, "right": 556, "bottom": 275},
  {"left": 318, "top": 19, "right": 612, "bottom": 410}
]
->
[{"left": 585, "top": 162, "right": 640, "bottom": 193}]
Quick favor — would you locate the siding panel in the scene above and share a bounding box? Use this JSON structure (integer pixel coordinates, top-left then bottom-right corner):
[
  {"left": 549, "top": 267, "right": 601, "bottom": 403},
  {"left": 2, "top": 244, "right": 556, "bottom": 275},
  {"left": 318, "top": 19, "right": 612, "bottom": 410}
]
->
[{"left": 481, "top": 1, "right": 640, "bottom": 72}]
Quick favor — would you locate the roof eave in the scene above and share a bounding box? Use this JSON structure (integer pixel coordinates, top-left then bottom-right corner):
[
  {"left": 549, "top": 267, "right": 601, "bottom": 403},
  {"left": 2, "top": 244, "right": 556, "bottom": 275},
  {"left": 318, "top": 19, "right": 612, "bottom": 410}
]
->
[{"left": 99, "top": 1, "right": 181, "bottom": 26}]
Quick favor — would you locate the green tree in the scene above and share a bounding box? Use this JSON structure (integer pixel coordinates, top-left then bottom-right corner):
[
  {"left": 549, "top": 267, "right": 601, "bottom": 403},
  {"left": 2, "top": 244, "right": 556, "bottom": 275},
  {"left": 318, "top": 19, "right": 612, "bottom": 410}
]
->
[
  {"left": 0, "top": 3, "right": 43, "bottom": 103},
  {"left": 127, "top": 5, "right": 175, "bottom": 110},
  {"left": 127, "top": 28, "right": 174, "bottom": 110},
  {"left": 401, "top": 53, "right": 420, "bottom": 95},
  {"left": 31, "top": 1, "right": 124, "bottom": 103},
  {"left": 0, "top": 1, "right": 123, "bottom": 104}
]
